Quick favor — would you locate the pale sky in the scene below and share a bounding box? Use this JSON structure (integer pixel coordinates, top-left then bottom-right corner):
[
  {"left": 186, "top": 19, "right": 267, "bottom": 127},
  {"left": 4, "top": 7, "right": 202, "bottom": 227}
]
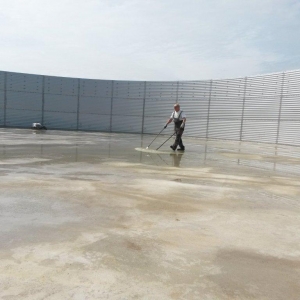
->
[{"left": 0, "top": 0, "right": 299, "bottom": 81}]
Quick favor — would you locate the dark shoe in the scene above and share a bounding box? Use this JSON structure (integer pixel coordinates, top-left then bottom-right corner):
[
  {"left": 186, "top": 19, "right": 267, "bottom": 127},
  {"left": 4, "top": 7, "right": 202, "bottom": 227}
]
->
[
  {"left": 178, "top": 146, "right": 185, "bottom": 151},
  {"left": 170, "top": 145, "right": 176, "bottom": 151}
]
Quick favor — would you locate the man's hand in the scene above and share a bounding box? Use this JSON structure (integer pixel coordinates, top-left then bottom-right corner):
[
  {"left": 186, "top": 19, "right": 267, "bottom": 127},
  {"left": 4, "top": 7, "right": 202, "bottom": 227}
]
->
[
  {"left": 180, "top": 123, "right": 185, "bottom": 128},
  {"left": 164, "top": 124, "right": 168, "bottom": 129}
]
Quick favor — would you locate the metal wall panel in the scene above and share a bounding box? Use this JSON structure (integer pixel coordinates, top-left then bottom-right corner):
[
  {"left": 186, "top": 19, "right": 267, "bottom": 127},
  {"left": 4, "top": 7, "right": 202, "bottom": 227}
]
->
[
  {"left": 79, "top": 96, "right": 111, "bottom": 115},
  {"left": 242, "top": 120, "right": 278, "bottom": 143},
  {"left": 6, "top": 72, "right": 43, "bottom": 93},
  {"left": 113, "top": 81, "right": 145, "bottom": 98},
  {"left": 112, "top": 116, "right": 142, "bottom": 133},
  {"left": 243, "top": 96, "right": 281, "bottom": 120},
  {"left": 143, "top": 116, "right": 167, "bottom": 134},
  {"left": 246, "top": 73, "right": 283, "bottom": 98},
  {"left": 44, "top": 94, "right": 78, "bottom": 113},
  {"left": 144, "top": 98, "right": 175, "bottom": 117},
  {"left": 6, "top": 109, "right": 42, "bottom": 127},
  {"left": 209, "top": 97, "right": 243, "bottom": 119},
  {"left": 280, "top": 94, "right": 300, "bottom": 120},
  {"left": 80, "top": 79, "right": 113, "bottom": 97},
  {"left": 178, "top": 98, "right": 209, "bottom": 118},
  {"left": 2, "top": 69, "right": 300, "bottom": 147},
  {"left": 6, "top": 91, "right": 42, "bottom": 111},
  {"left": 78, "top": 114, "right": 111, "bottom": 131},
  {"left": 44, "top": 111, "right": 77, "bottom": 129},
  {"left": 0, "top": 90, "right": 4, "bottom": 125},
  {"left": 178, "top": 81, "right": 211, "bottom": 99},
  {"left": 146, "top": 81, "right": 177, "bottom": 99},
  {"left": 282, "top": 70, "right": 300, "bottom": 96},
  {"left": 45, "top": 76, "right": 79, "bottom": 95},
  {"left": 277, "top": 121, "right": 300, "bottom": 146},
  {"left": 208, "top": 119, "right": 241, "bottom": 140},
  {"left": 211, "top": 78, "right": 245, "bottom": 98},
  {"left": 112, "top": 97, "right": 143, "bottom": 116},
  {"left": 0, "top": 71, "right": 5, "bottom": 90},
  {"left": 183, "top": 118, "right": 207, "bottom": 138}
]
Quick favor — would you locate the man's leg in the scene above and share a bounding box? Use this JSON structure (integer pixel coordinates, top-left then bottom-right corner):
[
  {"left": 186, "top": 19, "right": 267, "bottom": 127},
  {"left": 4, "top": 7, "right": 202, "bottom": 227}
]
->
[
  {"left": 178, "top": 129, "right": 185, "bottom": 150},
  {"left": 171, "top": 128, "right": 182, "bottom": 150}
]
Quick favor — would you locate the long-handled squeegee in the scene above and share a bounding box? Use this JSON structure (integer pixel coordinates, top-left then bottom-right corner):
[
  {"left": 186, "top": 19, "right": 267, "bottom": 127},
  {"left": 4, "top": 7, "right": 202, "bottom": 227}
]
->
[{"left": 146, "top": 127, "right": 166, "bottom": 149}]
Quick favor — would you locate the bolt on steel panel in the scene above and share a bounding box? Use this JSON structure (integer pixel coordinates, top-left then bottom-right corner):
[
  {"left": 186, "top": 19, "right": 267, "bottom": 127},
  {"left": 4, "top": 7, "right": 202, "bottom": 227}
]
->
[
  {"left": 245, "top": 73, "right": 283, "bottom": 98},
  {"left": 112, "top": 97, "right": 143, "bottom": 116},
  {"left": 6, "top": 72, "right": 43, "bottom": 93},
  {"left": 44, "top": 111, "right": 77, "bottom": 129},
  {"left": 80, "top": 79, "right": 113, "bottom": 97},
  {"left": 210, "top": 78, "right": 246, "bottom": 98},
  {"left": 79, "top": 96, "right": 111, "bottom": 115},
  {"left": 44, "top": 76, "right": 79, "bottom": 95},
  {"left": 44, "top": 94, "right": 78, "bottom": 113},
  {"left": 145, "top": 81, "right": 177, "bottom": 99},
  {"left": 113, "top": 81, "right": 145, "bottom": 98},
  {"left": 6, "top": 91, "right": 42, "bottom": 111},
  {"left": 78, "top": 114, "right": 111, "bottom": 131},
  {"left": 5, "top": 109, "right": 42, "bottom": 127},
  {"left": 242, "top": 120, "right": 278, "bottom": 143},
  {"left": 111, "top": 115, "right": 142, "bottom": 133},
  {"left": 178, "top": 80, "right": 211, "bottom": 98},
  {"left": 282, "top": 70, "right": 300, "bottom": 95}
]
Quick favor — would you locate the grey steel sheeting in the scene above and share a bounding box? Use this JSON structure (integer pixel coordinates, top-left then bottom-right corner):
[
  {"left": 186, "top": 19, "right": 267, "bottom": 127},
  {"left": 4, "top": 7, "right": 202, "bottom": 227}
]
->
[
  {"left": 80, "top": 79, "right": 113, "bottom": 97},
  {"left": 5, "top": 109, "right": 42, "bottom": 127},
  {"left": 45, "top": 76, "right": 79, "bottom": 96},
  {"left": 242, "top": 120, "right": 278, "bottom": 143},
  {"left": 112, "top": 97, "right": 144, "bottom": 116},
  {"left": 113, "top": 81, "right": 145, "bottom": 98},
  {"left": 44, "top": 94, "right": 78, "bottom": 113},
  {"left": 44, "top": 111, "right": 77, "bottom": 129},
  {"left": 78, "top": 114, "right": 111, "bottom": 131},
  {"left": 6, "top": 91, "right": 42, "bottom": 111},
  {"left": 111, "top": 115, "right": 142, "bottom": 133},
  {"left": 0, "top": 90, "right": 4, "bottom": 125},
  {"left": 79, "top": 96, "right": 111, "bottom": 115},
  {"left": 6, "top": 72, "right": 43, "bottom": 93},
  {"left": 0, "top": 71, "right": 5, "bottom": 90},
  {"left": 278, "top": 121, "right": 300, "bottom": 146},
  {"left": 1, "top": 69, "right": 300, "bottom": 147}
]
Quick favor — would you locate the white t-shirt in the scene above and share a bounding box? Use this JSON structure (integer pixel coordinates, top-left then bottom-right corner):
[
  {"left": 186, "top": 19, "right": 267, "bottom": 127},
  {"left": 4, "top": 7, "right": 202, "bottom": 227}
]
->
[{"left": 170, "top": 110, "right": 186, "bottom": 120}]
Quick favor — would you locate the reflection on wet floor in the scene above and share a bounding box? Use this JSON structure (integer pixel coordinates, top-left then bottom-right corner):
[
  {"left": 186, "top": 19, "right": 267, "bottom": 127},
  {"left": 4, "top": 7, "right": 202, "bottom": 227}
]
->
[{"left": 1, "top": 128, "right": 300, "bottom": 176}]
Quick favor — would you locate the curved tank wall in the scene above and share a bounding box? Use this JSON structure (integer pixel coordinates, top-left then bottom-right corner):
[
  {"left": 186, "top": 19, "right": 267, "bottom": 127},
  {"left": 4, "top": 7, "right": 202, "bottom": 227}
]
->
[{"left": 0, "top": 70, "right": 300, "bottom": 146}]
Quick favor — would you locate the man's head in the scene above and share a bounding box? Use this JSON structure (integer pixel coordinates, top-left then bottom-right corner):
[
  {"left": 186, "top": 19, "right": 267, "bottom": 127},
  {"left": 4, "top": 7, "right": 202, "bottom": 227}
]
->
[{"left": 174, "top": 103, "right": 180, "bottom": 112}]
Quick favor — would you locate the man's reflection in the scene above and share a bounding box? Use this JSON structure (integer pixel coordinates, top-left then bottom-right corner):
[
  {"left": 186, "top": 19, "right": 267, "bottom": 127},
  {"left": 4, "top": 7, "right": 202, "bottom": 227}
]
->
[{"left": 170, "top": 152, "right": 183, "bottom": 167}]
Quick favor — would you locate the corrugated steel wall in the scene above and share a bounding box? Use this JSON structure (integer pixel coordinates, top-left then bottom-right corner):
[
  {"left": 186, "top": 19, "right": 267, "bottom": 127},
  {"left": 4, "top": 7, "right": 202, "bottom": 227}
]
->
[{"left": 1, "top": 69, "right": 300, "bottom": 146}]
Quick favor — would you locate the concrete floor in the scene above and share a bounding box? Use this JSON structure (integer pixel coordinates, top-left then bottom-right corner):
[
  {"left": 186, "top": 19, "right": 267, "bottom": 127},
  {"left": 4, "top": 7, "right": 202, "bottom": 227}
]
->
[{"left": 0, "top": 128, "right": 300, "bottom": 300}]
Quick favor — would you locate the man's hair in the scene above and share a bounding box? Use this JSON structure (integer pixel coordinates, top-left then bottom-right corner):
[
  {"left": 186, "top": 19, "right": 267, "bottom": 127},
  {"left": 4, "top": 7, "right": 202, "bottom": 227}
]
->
[{"left": 174, "top": 103, "right": 180, "bottom": 108}]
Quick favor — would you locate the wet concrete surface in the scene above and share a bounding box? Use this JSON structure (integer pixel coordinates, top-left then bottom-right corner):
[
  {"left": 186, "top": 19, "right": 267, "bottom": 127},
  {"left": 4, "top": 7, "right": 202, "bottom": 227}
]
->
[{"left": 0, "top": 128, "right": 300, "bottom": 299}]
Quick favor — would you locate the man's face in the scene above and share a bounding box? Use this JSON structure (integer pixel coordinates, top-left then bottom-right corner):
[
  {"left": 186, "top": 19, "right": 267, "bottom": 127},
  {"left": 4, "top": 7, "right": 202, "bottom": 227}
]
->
[{"left": 174, "top": 106, "right": 180, "bottom": 112}]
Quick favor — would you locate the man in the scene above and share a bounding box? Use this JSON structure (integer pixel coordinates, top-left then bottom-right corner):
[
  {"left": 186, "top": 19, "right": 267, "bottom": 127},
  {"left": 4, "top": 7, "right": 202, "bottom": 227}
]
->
[{"left": 164, "top": 103, "right": 186, "bottom": 151}]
